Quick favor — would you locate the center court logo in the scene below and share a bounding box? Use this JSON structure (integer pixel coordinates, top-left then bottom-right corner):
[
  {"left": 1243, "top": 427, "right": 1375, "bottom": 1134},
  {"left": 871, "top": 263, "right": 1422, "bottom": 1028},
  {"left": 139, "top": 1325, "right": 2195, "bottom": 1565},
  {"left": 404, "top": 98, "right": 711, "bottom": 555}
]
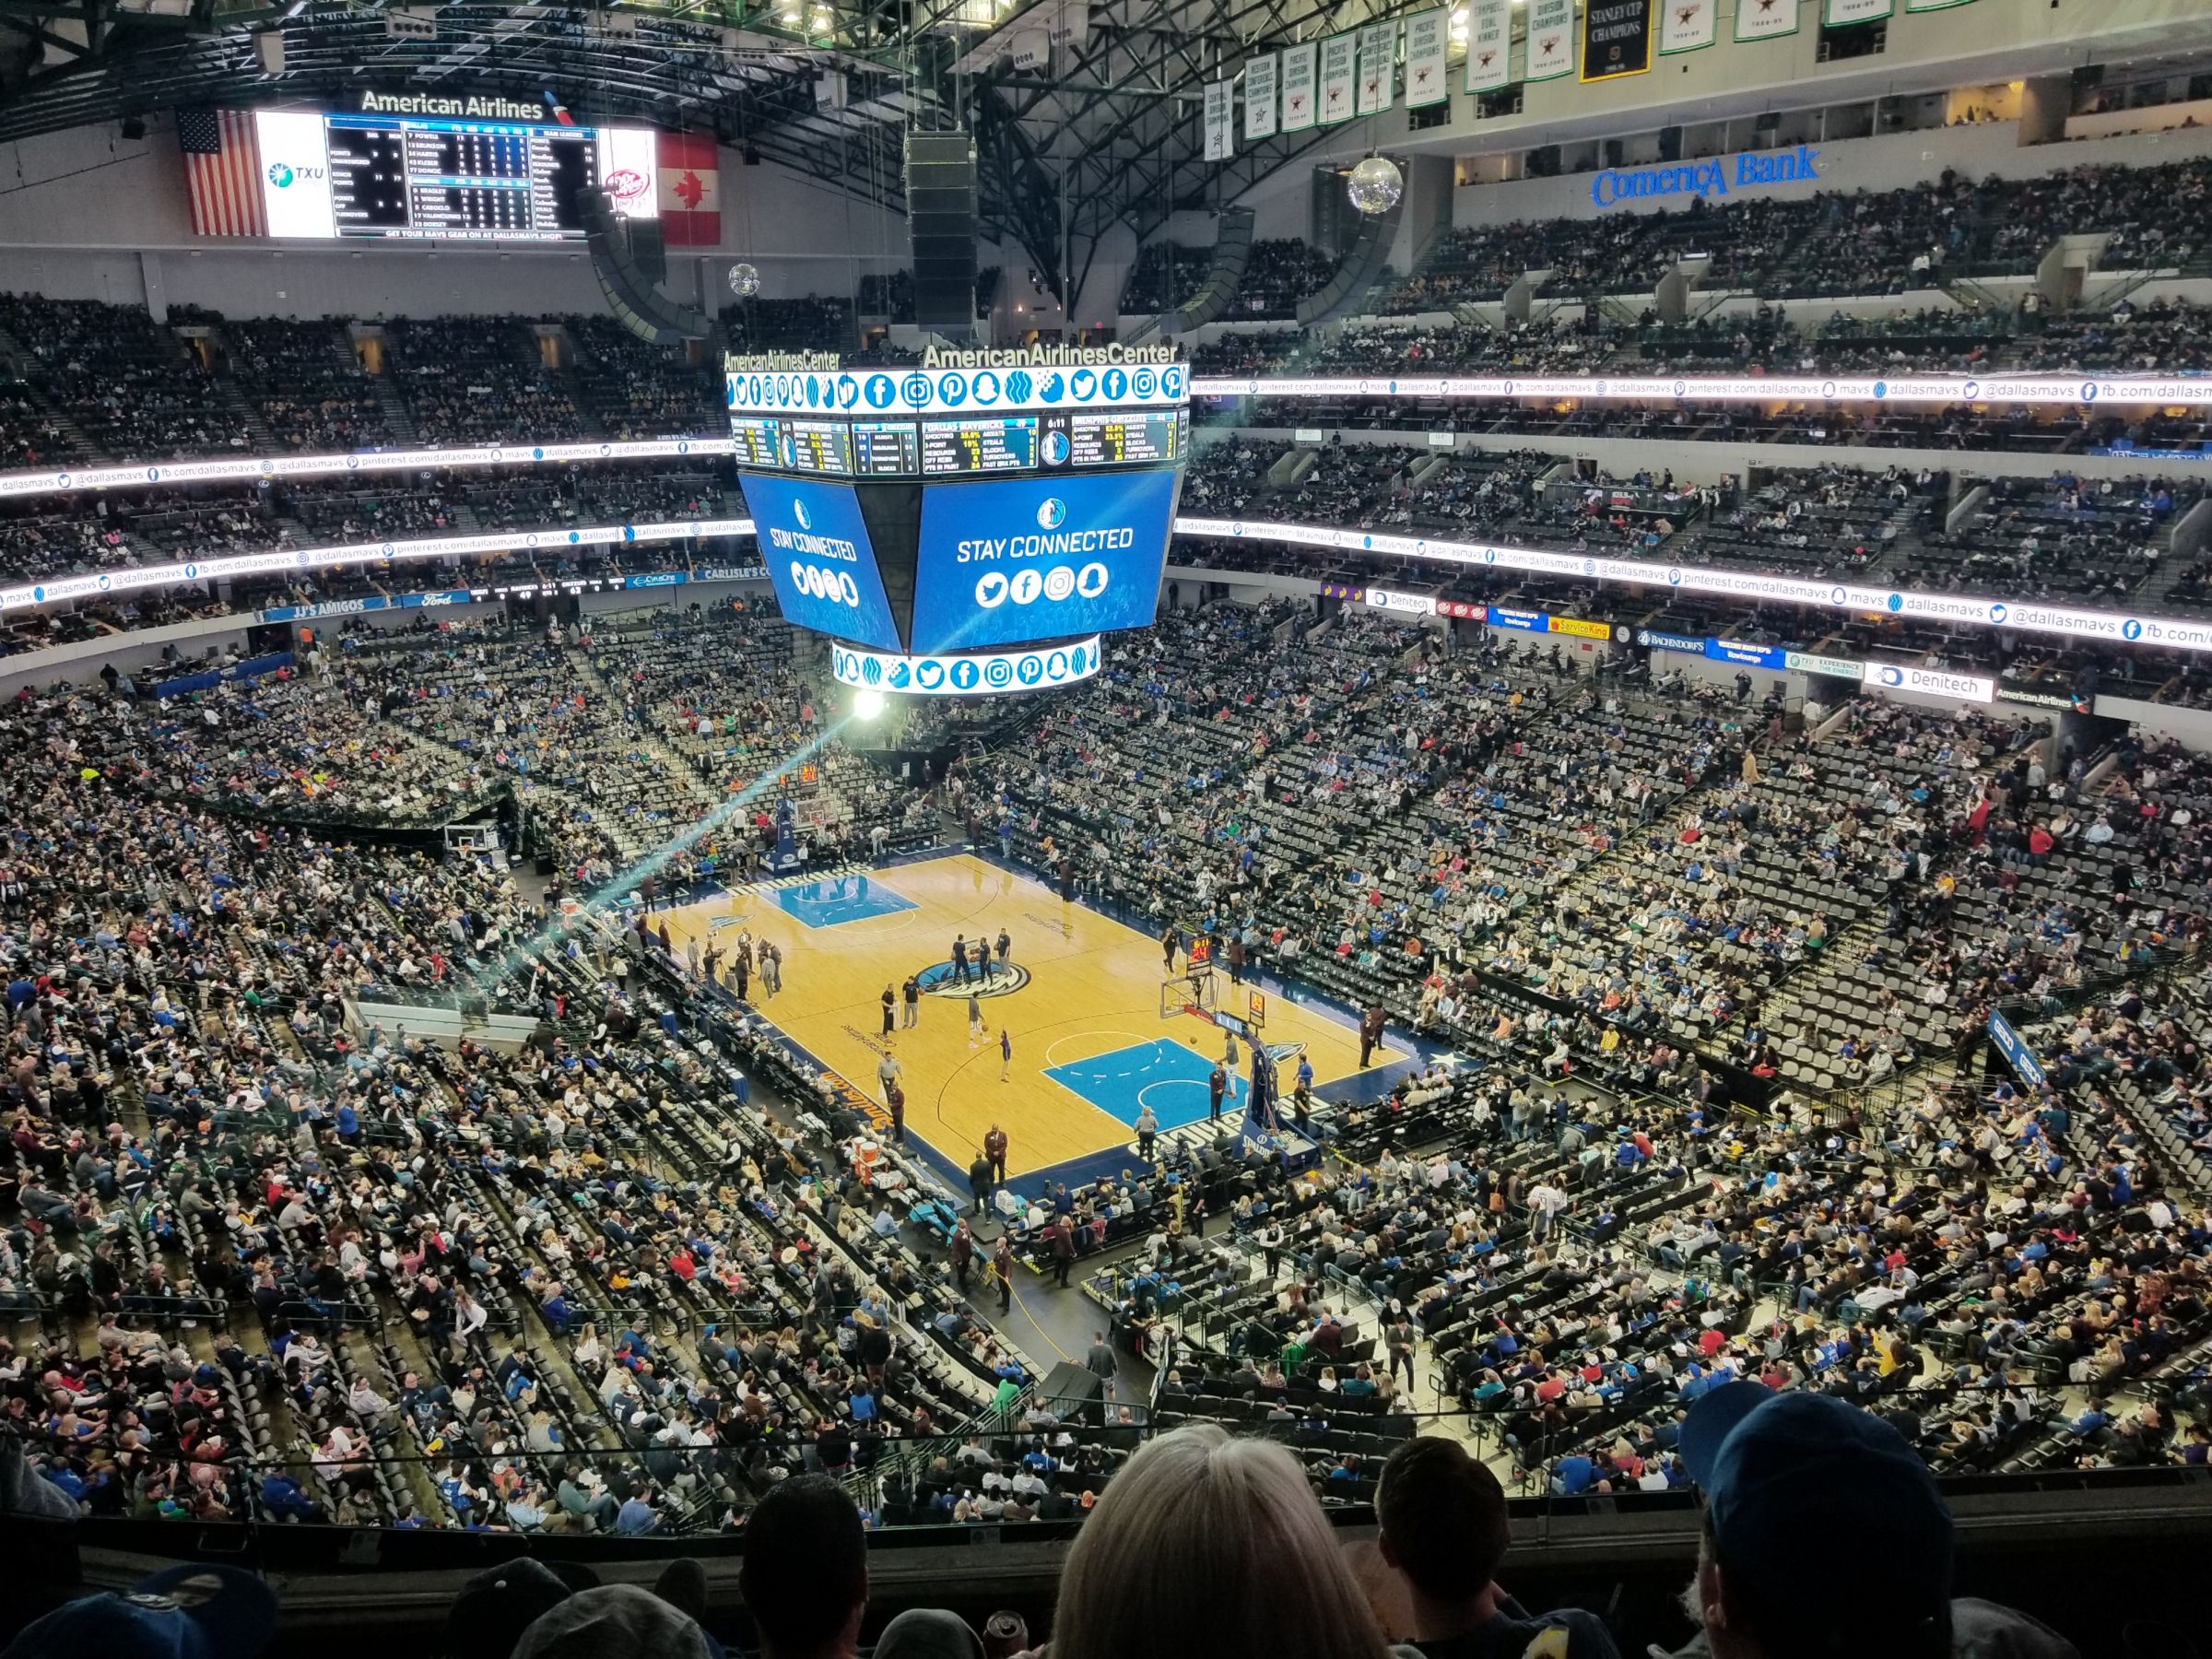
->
[
  {"left": 913, "top": 960, "right": 1030, "bottom": 998},
  {"left": 1037, "top": 498, "right": 1067, "bottom": 530}
]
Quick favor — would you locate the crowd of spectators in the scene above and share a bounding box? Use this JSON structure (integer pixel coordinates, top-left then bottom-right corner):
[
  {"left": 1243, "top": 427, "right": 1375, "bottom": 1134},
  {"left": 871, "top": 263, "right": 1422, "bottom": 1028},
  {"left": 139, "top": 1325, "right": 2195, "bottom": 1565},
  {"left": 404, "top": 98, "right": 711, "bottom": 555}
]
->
[
  {"left": 389, "top": 320, "right": 589, "bottom": 448},
  {"left": 1123, "top": 239, "right": 1336, "bottom": 322},
  {"left": 1379, "top": 157, "right": 2212, "bottom": 312},
  {"left": 224, "top": 319, "right": 394, "bottom": 453}
]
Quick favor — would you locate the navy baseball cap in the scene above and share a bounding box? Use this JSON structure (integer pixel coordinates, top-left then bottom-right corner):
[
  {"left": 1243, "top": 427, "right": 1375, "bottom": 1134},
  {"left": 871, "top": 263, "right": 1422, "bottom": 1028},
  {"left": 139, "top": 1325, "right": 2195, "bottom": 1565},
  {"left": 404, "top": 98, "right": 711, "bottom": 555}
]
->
[
  {"left": 3, "top": 1563, "right": 278, "bottom": 1659},
  {"left": 1680, "top": 1382, "right": 1952, "bottom": 1648}
]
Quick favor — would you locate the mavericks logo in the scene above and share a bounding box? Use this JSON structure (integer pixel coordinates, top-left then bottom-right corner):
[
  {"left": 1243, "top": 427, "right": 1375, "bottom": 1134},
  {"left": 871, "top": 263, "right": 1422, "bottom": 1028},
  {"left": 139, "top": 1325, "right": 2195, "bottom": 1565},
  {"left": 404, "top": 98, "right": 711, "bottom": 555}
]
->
[
  {"left": 1036, "top": 497, "right": 1067, "bottom": 530},
  {"left": 913, "top": 959, "right": 1030, "bottom": 998},
  {"left": 794, "top": 499, "right": 813, "bottom": 532}
]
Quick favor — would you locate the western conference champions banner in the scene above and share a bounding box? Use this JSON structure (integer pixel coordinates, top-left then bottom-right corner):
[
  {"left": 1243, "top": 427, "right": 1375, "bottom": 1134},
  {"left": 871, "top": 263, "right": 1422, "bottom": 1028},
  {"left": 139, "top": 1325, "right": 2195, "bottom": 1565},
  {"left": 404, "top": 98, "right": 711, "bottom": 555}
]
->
[
  {"left": 1403, "top": 10, "right": 1449, "bottom": 106},
  {"left": 1465, "top": 0, "right": 1512, "bottom": 91},
  {"left": 1525, "top": 0, "right": 1576, "bottom": 81},
  {"left": 1581, "top": 0, "right": 1654, "bottom": 80},
  {"left": 1735, "top": 0, "right": 1800, "bottom": 40},
  {"left": 1357, "top": 21, "right": 1396, "bottom": 116},
  {"left": 1244, "top": 52, "right": 1278, "bottom": 140},
  {"left": 1318, "top": 33, "right": 1358, "bottom": 124},
  {"left": 1662, "top": 0, "right": 1720, "bottom": 53},
  {"left": 1825, "top": 0, "right": 1892, "bottom": 21},
  {"left": 1280, "top": 41, "right": 1318, "bottom": 132}
]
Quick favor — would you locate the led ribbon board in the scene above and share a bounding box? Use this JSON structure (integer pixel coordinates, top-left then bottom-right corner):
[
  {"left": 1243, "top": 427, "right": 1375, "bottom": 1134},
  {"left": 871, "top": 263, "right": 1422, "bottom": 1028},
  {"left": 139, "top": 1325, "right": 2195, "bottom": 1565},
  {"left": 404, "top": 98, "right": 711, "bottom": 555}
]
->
[
  {"left": 0, "top": 518, "right": 747, "bottom": 612},
  {"left": 0, "top": 440, "right": 726, "bottom": 501},
  {"left": 1188, "top": 372, "right": 2212, "bottom": 406},
  {"left": 829, "top": 637, "right": 1103, "bottom": 697},
  {"left": 1175, "top": 516, "right": 2212, "bottom": 655},
  {"left": 29, "top": 507, "right": 2212, "bottom": 663},
  {"left": 727, "top": 360, "right": 1190, "bottom": 419}
]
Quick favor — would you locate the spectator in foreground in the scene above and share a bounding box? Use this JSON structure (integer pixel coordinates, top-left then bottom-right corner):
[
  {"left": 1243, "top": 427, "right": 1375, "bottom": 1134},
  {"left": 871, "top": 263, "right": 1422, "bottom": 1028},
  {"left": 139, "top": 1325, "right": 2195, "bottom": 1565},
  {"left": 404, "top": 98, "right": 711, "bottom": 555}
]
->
[
  {"left": 1671, "top": 1382, "right": 2077, "bottom": 1659},
  {"left": 1375, "top": 1438, "right": 1621, "bottom": 1659},
  {"left": 1047, "top": 1421, "right": 1394, "bottom": 1659},
  {"left": 739, "top": 1474, "right": 983, "bottom": 1659}
]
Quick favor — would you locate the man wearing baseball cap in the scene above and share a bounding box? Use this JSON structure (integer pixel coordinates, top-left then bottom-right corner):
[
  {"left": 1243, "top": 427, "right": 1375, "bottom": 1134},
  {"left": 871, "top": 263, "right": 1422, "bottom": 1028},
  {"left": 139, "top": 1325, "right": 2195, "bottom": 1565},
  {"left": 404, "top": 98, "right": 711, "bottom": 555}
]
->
[{"left": 1672, "top": 1382, "right": 2077, "bottom": 1659}]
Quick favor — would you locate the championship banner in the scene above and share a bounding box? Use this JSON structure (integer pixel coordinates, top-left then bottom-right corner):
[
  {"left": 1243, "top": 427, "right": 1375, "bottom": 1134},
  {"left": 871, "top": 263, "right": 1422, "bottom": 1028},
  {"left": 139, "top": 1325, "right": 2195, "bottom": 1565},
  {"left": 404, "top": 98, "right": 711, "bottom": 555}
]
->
[
  {"left": 1319, "top": 32, "right": 1359, "bottom": 124},
  {"left": 1403, "top": 9, "right": 1450, "bottom": 106},
  {"left": 1734, "top": 0, "right": 1800, "bottom": 40},
  {"left": 1525, "top": 0, "right": 1576, "bottom": 80},
  {"left": 1824, "top": 0, "right": 1892, "bottom": 20},
  {"left": 1465, "top": 0, "right": 1512, "bottom": 90},
  {"left": 1244, "top": 52, "right": 1279, "bottom": 140},
  {"left": 1581, "top": 0, "right": 1654, "bottom": 80},
  {"left": 1357, "top": 21, "right": 1396, "bottom": 115},
  {"left": 1661, "top": 0, "right": 1720, "bottom": 53},
  {"left": 1281, "top": 41, "right": 1319, "bottom": 132},
  {"left": 1204, "top": 79, "right": 1233, "bottom": 160}
]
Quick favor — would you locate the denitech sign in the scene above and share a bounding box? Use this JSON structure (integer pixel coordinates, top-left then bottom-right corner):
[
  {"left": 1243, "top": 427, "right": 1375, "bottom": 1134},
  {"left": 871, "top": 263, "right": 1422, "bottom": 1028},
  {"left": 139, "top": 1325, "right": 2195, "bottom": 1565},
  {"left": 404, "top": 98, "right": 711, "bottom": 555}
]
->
[{"left": 1589, "top": 143, "right": 1819, "bottom": 209}]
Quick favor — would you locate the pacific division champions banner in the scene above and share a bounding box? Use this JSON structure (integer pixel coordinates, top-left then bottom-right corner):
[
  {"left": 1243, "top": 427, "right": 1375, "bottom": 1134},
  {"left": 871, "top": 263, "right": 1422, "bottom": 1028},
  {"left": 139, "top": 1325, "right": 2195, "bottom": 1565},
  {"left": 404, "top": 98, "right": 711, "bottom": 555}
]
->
[
  {"left": 1403, "top": 9, "right": 1450, "bottom": 106},
  {"left": 1280, "top": 40, "right": 1318, "bottom": 131}
]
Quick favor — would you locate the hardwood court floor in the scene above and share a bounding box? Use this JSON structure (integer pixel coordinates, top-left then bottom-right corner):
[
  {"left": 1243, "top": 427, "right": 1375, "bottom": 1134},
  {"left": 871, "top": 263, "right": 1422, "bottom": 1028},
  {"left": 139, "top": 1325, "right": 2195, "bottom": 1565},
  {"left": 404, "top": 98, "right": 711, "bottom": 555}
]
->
[{"left": 663, "top": 853, "right": 1398, "bottom": 1180}]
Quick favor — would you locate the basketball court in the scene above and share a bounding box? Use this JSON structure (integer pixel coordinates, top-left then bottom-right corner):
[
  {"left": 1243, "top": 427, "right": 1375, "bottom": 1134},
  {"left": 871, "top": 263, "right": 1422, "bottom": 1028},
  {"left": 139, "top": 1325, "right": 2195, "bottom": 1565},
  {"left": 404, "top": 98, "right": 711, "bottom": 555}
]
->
[{"left": 658, "top": 852, "right": 1405, "bottom": 1187}]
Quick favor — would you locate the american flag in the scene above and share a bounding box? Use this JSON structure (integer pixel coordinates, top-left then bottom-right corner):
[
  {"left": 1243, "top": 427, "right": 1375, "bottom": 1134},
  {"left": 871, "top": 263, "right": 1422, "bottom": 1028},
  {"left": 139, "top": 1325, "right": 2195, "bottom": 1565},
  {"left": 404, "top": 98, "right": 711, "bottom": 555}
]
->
[{"left": 178, "top": 109, "right": 267, "bottom": 237}]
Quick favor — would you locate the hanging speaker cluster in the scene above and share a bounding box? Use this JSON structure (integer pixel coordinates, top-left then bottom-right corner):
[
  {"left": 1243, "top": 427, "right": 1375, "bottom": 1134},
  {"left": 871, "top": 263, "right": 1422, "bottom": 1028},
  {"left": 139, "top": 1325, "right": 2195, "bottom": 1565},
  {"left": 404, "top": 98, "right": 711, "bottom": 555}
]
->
[
  {"left": 905, "top": 132, "right": 977, "bottom": 334},
  {"left": 581, "top": 188, "right": 713, "bottom": 346}
]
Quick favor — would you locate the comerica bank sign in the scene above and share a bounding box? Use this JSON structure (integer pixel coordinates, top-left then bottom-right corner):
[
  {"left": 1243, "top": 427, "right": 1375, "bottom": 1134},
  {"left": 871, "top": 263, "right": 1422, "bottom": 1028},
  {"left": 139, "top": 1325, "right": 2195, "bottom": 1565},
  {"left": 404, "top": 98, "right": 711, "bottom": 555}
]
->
[{"left": 1590, "top": 143, "right": 1820, "bottom": 209}]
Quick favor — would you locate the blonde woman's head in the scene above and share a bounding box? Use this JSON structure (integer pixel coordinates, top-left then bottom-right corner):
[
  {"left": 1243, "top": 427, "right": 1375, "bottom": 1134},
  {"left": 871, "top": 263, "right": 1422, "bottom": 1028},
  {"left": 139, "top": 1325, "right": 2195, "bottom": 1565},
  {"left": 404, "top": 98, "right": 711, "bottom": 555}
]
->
[{"left": 1050, "top": 1423, "right": 1390, "bottom": 1659}]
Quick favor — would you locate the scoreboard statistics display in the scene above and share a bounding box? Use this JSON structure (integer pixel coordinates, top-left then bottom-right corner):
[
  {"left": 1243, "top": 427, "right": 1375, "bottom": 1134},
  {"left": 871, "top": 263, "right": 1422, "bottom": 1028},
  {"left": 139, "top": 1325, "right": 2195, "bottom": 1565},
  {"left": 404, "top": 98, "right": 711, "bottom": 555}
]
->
[
  {"left": 853, "top": 422, "right": 921, "bottom": 476},
  {"left": 922, "top": 417, "right": 1038, "bottom": 476},
  {"left": 731, "top": 418, "right": 781, "bottom": 468},
  {"left": 785, "top": 420, "right": 854, "bottom": 476},
  {"left": 1056, "top": 408, "right": 1182, "bottom": 467},
  {"left": 252, "top": 109, "right": 657, "bottom": 242}
]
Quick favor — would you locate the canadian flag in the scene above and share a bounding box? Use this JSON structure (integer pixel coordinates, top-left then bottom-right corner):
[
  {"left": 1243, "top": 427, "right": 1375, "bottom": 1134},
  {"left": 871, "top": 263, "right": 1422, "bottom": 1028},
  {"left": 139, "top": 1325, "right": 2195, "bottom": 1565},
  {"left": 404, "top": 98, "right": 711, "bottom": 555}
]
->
[{"left": 658, "top": 132, "right": 721, "bottom": 247}]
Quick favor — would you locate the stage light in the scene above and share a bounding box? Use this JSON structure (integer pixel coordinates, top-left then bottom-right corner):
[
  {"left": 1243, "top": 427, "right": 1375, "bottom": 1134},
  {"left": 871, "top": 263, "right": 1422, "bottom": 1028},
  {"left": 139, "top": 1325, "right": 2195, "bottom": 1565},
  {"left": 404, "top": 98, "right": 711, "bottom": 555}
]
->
[{"left": 853, "top": 688, "right": 886, "bottom": 720}]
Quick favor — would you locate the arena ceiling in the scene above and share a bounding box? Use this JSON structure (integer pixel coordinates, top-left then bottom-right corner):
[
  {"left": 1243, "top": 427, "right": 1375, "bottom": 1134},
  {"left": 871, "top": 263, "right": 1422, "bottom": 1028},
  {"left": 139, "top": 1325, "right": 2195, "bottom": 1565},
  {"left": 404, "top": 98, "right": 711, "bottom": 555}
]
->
[{"left": 0, "top": 0, "right": 1394, "bottom": 299}]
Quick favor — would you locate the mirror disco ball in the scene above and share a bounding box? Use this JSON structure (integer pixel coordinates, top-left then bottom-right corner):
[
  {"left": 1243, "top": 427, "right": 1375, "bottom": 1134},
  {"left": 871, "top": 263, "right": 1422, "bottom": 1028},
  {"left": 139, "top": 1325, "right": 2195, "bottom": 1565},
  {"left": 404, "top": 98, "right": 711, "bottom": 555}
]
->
[
  {"left": 728, "top": 262, "right": 762, "bottom": 298},
  {"left": 1347, "top": 155, "right": 1403, "bottom": 216}
]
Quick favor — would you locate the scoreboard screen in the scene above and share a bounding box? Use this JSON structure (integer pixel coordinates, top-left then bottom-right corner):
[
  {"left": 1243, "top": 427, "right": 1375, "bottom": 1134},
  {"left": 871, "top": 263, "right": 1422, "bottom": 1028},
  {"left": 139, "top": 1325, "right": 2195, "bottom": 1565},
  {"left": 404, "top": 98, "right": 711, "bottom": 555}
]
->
[
  {"left": 922, "top": 417, "right": 1039, "bottom": 477},
  {"left": 731, "top": 418, "right": 782, "bottom": 468},
  {"left": 735, "top": 472, "right": 902, "bottom": 653},
  {"left": 252, "top": 109, "right": 657, "bottom": 242},
  {"left": 785, "top": 419, "right": 855, "bottom": 476},
  {"left": 1065, "top": 408, "right": 1182, "bottom": 467},
  {"left": 907, "top": 469, "right": 1181, "bottom": 653},
  {"left": 853, "top": 421, "right": 921, "bottom": 477}
]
